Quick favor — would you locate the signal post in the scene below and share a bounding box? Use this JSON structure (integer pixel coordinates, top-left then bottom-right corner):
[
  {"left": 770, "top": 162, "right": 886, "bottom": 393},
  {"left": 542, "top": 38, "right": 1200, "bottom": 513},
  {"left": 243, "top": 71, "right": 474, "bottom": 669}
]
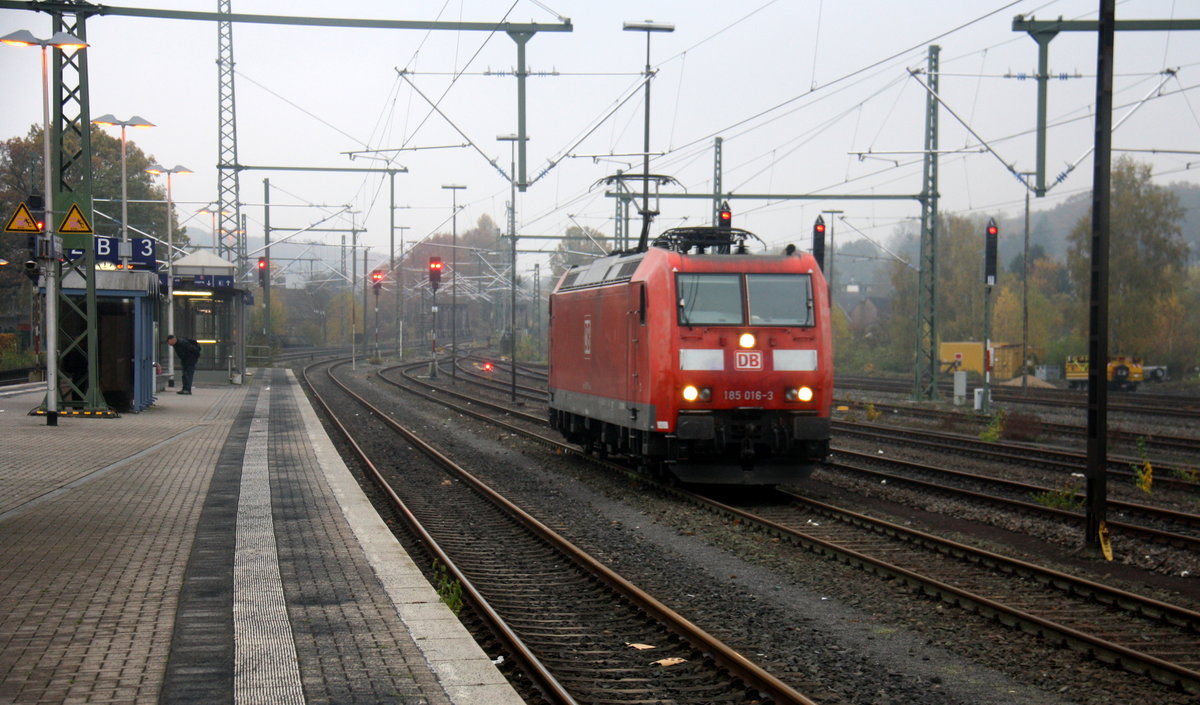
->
[
  {"left": 981, "top": 219, "right": 998, "bottom": 413},
  {"left": 428, "top": 257, "right": 442, "bottom": 378}
]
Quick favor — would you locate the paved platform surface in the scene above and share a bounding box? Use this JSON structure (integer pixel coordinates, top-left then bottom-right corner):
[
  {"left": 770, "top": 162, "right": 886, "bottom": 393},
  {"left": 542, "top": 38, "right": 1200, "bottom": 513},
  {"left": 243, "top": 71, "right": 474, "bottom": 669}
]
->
[{"left": 0, "top": 369, "right": 522, "bottom": 705}]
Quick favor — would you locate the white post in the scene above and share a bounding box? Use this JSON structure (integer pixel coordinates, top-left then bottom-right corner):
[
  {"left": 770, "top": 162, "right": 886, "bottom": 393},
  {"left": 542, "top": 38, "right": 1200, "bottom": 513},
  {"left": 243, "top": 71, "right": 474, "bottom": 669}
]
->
[{"left": 40, "top": 44, "right": 58, "bottom": 425}]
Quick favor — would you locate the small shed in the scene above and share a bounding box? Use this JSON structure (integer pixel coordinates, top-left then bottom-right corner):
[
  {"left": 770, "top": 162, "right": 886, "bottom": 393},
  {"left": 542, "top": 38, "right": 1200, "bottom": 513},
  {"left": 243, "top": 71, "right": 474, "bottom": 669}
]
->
[
  {"left": 61, "top": 268, "right": 159, "bottom": 412},
  {"left": 167, "top": 251, "right": 246, "bottom": 380}
]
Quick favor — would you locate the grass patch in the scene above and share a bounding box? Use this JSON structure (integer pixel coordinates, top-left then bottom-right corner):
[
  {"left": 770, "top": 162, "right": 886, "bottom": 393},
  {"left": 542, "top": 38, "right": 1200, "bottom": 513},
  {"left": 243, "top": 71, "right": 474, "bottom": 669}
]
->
[
  {"left": 432, "top": 559, "right": 464, "bottom": 615},
  {"left": 1031, "top": 478, "right": 1084, "bottom": 510},
  {"left": 979, "top": 409, "right": 1005, "bottom": 443}
]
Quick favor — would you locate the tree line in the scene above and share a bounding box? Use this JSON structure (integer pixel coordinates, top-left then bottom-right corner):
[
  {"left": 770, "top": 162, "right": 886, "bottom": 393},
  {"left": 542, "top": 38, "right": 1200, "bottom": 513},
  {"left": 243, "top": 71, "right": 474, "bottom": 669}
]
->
[{"left": 837, "top": 157, "right": 1197, "bottom": 380}]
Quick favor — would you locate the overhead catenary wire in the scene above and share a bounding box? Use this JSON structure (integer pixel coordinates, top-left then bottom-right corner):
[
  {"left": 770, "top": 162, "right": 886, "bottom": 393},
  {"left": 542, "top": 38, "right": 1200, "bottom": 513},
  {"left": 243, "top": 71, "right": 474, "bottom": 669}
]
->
[
  {"left": 662, "top": 1, "right": 1027, "bottom": 160},
  {"left": 218, "top": 0, "right": 1197, "bottom": 274}
]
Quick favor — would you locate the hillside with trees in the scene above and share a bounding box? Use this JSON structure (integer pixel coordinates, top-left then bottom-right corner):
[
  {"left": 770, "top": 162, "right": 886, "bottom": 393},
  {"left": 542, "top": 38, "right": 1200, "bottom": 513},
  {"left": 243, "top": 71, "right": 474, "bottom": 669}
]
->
[{"left": 835, "top": 157, "right": 1198, "bottom": 381}]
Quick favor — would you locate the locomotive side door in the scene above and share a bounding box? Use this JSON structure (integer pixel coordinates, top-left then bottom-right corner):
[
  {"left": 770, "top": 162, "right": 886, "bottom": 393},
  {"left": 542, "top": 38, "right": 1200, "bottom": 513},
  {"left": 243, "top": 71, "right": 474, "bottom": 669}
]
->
[{"left": 627, "top": 283, "right": 646, "bottom": 409}]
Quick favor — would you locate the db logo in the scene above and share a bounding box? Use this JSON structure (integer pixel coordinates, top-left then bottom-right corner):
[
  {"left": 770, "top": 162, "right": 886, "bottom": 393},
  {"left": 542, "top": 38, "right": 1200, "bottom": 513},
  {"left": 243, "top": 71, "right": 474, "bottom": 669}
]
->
[{"left": 734, "top": 350, "right": 762, "bottom": 370}]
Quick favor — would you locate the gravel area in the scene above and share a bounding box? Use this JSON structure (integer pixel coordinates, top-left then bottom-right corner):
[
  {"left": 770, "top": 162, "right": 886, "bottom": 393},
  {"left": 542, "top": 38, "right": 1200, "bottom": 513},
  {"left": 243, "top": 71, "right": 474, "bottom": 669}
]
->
[
  {"left": 309, "top": 363, "right": 1198, "bottom": 705},
  {"left": 829, "top": 387, "right": 1200, "bottom": 587}
]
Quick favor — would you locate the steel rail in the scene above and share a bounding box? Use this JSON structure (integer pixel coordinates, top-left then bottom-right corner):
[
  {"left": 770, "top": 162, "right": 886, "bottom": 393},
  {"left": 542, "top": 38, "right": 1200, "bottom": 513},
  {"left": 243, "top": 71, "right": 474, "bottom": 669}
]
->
[
  {"left": 835, "top": 398, "right": 1200, "bottom": 456},
  {"left": 300, "top": 359, "right": 579, "bottom": 705},
  {"left": 394, "top": 356, "right": 1200, "bottom": 695},
  {"left": 828, "top": 450, "right": 1200, "bottom": 550},
  {"left": 708, "top": 488, "right": 1200, "bottom": 695},
  {"left": 836, "top": 375, "right": 1200, "bottom": 420},
  {"left": 319, "top": 359, "right": 819, "bottom": 705},
  {"left": 833, "top": 421, "right": 1200, "bottom": 492}
]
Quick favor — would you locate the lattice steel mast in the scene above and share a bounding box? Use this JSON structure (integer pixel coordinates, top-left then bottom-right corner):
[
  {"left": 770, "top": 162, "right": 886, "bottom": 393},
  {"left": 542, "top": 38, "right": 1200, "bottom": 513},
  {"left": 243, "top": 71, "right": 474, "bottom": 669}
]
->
[
  {"left": 216, "top": 0, "right": 240, "bottom": 263},
  {"left": 913, "top": 45, "right": 940, "bottom": 402}
]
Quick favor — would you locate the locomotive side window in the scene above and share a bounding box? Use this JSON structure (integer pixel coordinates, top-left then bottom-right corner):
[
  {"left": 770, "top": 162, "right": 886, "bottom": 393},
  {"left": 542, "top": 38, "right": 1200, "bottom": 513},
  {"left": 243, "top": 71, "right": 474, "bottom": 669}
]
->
[
  {"left": 747, "top": 273, "right": 814, "bottom": 326},
  {"left": 677, "top": 273, "right": 743, "bottom": 325}
]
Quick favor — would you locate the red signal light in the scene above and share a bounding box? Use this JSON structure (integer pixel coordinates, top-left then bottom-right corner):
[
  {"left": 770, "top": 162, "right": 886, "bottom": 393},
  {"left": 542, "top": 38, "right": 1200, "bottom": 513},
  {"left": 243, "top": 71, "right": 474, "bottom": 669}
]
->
[
  {"left": 984, "top": 218, "right": 999, "bottom": 285},
  {"left": 428, "top": 256, "right": 443, "bottom": 291},
  {"left": 371, "top": 269, "right": 384, "bottom": 282},
  {"left": 717, "top": 200, "right": 732, "bottom": 228},
  {"left": 257, "top": 258, "right": 267, "bottom": 270},
  {"left": 483, "top": 361, "right": 493, "bottom": 372}
]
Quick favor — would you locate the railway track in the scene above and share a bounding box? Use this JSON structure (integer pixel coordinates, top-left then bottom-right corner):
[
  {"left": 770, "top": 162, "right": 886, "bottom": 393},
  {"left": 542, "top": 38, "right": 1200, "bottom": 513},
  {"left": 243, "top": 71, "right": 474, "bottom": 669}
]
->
[
  {"left": 833, "top": 421, "right": 1200, "bottom": 494},
  {"left": 824, "top": 448, "right": 1200, "bottom": 551},
  {"left": 370, "top": 355, "right": 1200, "bottom": 695},
  {"left": 836, "top": 375, "right": 1200, "bottom": 420},
  {"left": 454, "top": 355, "right": 1200, "bottom": 527},
  {"left": 304, "top": 357, "right": 820, "bottom": 705},
  {"left": 834, "top": 398, "right": 1200, "bottom": 460},
  {"left": 704, "top": 488, "right": 1200, "bottom": 695}
]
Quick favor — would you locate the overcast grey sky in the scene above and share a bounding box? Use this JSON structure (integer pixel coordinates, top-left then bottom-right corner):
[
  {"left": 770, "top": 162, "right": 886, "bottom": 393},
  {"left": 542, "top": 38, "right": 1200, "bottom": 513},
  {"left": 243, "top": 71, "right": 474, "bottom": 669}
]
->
[{"left": 3, "top": 0, "right": 1198, "bottom": 279}]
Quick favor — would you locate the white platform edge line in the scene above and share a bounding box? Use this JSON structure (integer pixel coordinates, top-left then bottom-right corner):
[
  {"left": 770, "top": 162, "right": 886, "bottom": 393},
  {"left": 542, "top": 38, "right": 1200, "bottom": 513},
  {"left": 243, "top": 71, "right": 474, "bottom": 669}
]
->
[
  {"left": 234, "top": 389, "right": 305, "bottom": 704},
  {"left": 284, "top": 370, "right": 522, "bottom": 704}
]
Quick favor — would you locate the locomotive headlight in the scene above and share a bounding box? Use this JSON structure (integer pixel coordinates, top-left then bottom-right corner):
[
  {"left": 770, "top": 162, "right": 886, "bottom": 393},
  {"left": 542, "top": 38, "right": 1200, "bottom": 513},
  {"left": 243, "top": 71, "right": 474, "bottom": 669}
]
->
[
  {"left": 738, "top": 332, "right": 756, "bottom": 349},
  {"left": 786, "top": 386, "right": 815, "bottom": 402},
  {"left": 681, "top": 385, "right": 711, "bottom": 402}
]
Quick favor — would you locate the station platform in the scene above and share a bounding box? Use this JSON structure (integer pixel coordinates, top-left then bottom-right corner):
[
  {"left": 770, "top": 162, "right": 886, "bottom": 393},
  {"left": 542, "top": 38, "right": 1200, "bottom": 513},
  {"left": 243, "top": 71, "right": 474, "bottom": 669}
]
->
[{"left": 0, "top": 368, "right": 522, "bottom": 705}]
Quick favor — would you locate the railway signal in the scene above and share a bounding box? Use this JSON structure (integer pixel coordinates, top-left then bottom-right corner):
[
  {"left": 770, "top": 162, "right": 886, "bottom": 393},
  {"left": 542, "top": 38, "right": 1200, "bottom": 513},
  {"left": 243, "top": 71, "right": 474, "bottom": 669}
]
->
[
  {"left": 22, "top": 194, "right": 46, "bottom": 261},
  {"left": 257, "top": 257, "right": 268, "bottom": 288},
  {"left": 28, "top": 194, "right": 45, "bottom": 233},
  {"left": 428, "top": 257, "right": 443, "bottom": 291},
  {"left": 984, "top": 218, "right": 998, "bottom": 286},
  {"left": 717, "top": 201, "right": 732, "bottom": 229},
  {"left": 371, "top": 269, "right": 384, "bottom": 294},
  {"left": 812, "top": 216, "right": 826, "bottom": 270},
  {"left": 981, "top": 217, "right": 1000, "bottom": 413}
]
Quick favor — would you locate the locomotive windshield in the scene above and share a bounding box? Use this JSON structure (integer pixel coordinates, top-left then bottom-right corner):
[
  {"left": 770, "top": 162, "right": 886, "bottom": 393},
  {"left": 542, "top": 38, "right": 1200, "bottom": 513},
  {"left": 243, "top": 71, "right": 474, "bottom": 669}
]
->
[
  {"left": 677, "top": 274, "right": 742, "bottom": 325},
  {"left": 747, "top": 273, "right": 814, "bottom": 326},
  {"left": 677, "top": 272, "right": 813, "bottom": 326}
]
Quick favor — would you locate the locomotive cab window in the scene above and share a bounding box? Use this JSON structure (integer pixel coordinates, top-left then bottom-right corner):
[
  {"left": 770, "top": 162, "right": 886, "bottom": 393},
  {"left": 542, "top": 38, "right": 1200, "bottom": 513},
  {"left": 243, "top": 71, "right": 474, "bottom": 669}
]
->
[
  {"left": 747, "top": 273, "right": 814, "bottom": 326},
  {"left": 677, "top": 273, "right": 743, "bottom": 325}
]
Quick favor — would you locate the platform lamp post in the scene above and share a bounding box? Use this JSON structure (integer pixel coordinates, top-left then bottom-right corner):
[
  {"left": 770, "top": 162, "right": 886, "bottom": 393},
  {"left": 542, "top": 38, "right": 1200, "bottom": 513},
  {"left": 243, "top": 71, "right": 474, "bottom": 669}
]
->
[
  {"left": 623, "top": 19, "right": 673, "bottom": 252},
  {"left": 197, "top": 203, "right": 230, "bottom": 253},
  {"left": 145, "top": 164, "right": 191, "bottom": 388},
  {"left": 2, "top": 29, "right": 89, "bottom": 427},
  {"left": 92, "top": 114, "right": 154, "bottom": 269},
  {"left": 497, "top": 134, "right": 523, "bottom": 402},
  {"left": 442, "top": 184, "right": 466, "bottom": 382}
]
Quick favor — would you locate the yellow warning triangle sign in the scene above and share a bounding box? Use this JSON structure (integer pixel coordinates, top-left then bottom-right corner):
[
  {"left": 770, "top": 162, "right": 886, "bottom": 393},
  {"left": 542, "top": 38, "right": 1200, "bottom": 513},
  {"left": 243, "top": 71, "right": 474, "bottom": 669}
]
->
[
  {"left": 58, "top": 203, "right": 93, "bottom": 234},
  {"left": 4, "top": 202, "right": 41, "bottom": 233}
]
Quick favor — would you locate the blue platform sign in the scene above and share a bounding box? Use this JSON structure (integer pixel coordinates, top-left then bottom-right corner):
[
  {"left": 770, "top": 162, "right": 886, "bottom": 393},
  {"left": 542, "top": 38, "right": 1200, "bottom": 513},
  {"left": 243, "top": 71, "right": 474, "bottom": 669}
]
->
[
  {"left": 66, "top": 236, "right": 156, "bottom": 269},
  {"left": 191, "top": 274, "right": 235, "bottom": 288},
  {"left": 159, "top": 273, "right": 236, "bottom": 290}
]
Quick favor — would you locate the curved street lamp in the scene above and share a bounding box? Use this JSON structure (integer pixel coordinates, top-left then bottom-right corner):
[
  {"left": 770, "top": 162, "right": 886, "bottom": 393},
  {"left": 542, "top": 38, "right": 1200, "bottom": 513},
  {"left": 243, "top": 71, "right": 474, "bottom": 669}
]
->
[
  {"left": 92, "top": 113, "right": 154, "bottom": 267},
  {"left": 145, "top": 164, "right": 192, "bottom": 387}
]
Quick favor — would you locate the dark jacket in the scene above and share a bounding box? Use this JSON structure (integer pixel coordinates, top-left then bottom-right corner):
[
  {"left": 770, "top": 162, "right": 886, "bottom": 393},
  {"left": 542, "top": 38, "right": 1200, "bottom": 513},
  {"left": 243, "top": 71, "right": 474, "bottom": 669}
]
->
[{"left": 174, "top": 338, "right": 201, "bottom": 366}]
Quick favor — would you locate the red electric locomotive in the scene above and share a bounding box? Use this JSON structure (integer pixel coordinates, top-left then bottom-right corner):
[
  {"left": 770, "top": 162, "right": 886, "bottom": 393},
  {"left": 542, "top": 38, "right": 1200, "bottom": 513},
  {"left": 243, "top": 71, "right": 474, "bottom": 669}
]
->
[{"left": 548, "top": 224, "right": 832, "bottom": 484}]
